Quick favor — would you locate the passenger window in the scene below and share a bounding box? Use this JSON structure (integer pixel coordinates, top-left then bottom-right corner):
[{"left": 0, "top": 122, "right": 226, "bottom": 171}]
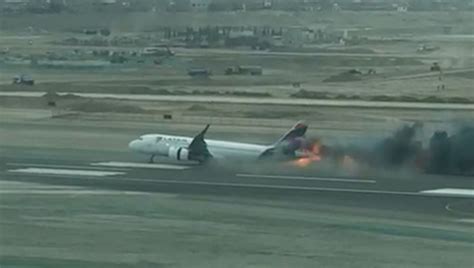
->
[{"left": 156, "top": 137, "right": 162, "bottom": 143}]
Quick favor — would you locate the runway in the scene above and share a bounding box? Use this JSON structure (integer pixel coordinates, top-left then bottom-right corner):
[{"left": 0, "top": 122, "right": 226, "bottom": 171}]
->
[
  {"left": 1, "top": 114, "right": 473, "bottom": 267},
  {"left": 2, "top": 145, "right": 474, "bottom": 216}
]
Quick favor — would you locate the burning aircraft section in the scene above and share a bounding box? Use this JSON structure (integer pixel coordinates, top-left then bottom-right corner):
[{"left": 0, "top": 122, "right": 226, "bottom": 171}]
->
[{"left": 289, "top": 123, "right": 474, "bottom": 176}]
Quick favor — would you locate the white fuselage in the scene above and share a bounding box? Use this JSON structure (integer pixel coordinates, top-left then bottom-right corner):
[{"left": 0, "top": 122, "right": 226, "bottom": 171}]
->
[{"left": 128, "top": 134, "right": 269, "bottom": 162}]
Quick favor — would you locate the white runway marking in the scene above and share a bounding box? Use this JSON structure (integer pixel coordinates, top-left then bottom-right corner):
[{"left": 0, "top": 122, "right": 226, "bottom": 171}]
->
[
  {"left": 18, "top": 173, "right": 430, "bottom": 197},
  {"left": 454, "top": 219, "right": 474, "bottom": 224},
  {"left": 8, "top": 168, "right": 124, "bottom": 177},
  {"left": 420, "top": 188, "right": 474, "bottom": 198},
  {"left": 0, "top": 190, "right": 146, "bottom": 195},
  {"left": 236, "top": 174, "right": 376, "bottom": 184},
  {"left": 91, "top": 161, "right": 190, "bottom": 170},
  {"left": 7, "top": 162, "right": 128, "bottom": 171},
  {"left": 5, "top": 172, "right": 473, "bottom": 199}
]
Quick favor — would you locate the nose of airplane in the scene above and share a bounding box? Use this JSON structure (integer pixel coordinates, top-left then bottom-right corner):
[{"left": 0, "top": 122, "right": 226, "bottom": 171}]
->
[{"left": 128, "top": 140, "right": 139, "bottom": 151}]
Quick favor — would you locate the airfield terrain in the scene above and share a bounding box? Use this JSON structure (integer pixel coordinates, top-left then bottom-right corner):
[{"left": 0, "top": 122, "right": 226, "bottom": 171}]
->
[
  {"left": 1, "top": 106, "right": 473, "bottom": 268},
  {"left": 1, "top": 9, "right": 474, "bottom": 268}
]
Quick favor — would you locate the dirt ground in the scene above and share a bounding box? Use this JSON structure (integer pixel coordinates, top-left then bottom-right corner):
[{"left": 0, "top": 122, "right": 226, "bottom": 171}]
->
[{"left": 1, "top": 11, "right": 473, "bottom": 101}]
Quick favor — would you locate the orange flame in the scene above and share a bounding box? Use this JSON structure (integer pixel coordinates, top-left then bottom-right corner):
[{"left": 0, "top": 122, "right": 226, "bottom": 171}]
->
[
  {"left": 292, "top": 141, "right": 322, "bottom": 168},
  {"left": 310, "top": 141, "right": 321, "bottom": 155},
  {"left": 294, "top": 157, "right": 312, "bottom": 167}
]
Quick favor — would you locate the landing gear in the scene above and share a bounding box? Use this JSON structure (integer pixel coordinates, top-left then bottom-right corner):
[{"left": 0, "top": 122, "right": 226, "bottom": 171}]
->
[{"left": 149, "top": 155, "right": 155, "bottom": 163}]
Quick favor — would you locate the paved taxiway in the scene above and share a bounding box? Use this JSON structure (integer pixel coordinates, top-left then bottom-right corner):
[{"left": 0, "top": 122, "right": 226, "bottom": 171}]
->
[
  {"left": 1, "top": 113, "right": 473, "bottom": 267},
  {"left": 2, "top": 91, "right": 474, "bottom": 110}
]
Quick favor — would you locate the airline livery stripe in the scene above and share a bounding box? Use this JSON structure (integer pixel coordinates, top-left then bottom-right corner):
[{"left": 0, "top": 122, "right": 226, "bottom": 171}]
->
[{"left": 236, "top": 174, "right": 376, "bottom": 184}]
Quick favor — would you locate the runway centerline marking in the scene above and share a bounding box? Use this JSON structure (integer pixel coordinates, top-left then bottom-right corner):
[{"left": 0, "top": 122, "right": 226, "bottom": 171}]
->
[
  {"left": 236, "top": 174, "right": 376, "bottom": 184},
  {"left": 6, "top": 162, "right": 128, "bottom": 171},
  {"left": 91, "top": 161, "right": 190, "bottom": 170},
  {"left": 420, "top": 188, "right": 474, "bottom": 198},
  {"left": 8, "top": 168, "right": 124, "bottom": 177}
]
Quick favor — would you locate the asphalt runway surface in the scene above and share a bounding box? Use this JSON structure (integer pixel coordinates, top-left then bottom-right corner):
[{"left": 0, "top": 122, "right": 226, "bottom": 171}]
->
[
  {"left": 1, "top": 145, "right": 473, "bottom": 218},
  {"left": 1, "top": 113, "right": 473, "bottom": 267}
]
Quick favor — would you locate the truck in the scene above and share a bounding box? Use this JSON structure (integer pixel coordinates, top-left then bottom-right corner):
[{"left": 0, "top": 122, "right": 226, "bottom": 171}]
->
[
  {"left": 430, "top": 62, "right": 441, "bottom": 72},
  {"left": 417, "top": 44, "right": 440, "bottom": 53},
  {"left": 12, "top": 74, "right": 34, "bottom": 86},
  {"left": 188, "top": 68, "right": 212, "bottom": 78},
  {"left": 142, "top": 47, "right": 175, "bottom": 57},
  {"left": 225, "top": 65, "right": 263, "bottom": 76}
]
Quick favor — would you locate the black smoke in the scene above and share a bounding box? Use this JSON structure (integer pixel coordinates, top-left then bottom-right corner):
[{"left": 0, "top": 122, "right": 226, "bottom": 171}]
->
[
  {"left": 320, "top": 123, "right": 422, "bottom": 169},
  {"left": 371, "top": 123, "right": 423, "bottom": 168},
  {"left": 320, "top": 123, "right": 474, "bottom": 176},
  {"left": 427, "top": 126, "right": 474, "bottom": 175}
]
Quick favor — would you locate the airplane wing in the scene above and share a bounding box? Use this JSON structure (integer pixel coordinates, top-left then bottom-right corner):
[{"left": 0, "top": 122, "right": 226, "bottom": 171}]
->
[{"left": 188, "top": 124, "right": 213, "bottom": 162}]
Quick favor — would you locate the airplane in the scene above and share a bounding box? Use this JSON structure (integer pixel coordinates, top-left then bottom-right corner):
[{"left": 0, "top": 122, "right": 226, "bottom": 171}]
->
[{"left": 128, "top": 121, "right": 319, "bottom": 164}]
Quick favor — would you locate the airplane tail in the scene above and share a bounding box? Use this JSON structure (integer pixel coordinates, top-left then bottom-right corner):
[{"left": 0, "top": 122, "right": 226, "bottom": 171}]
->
[
  {"left": 258, "top": 121, "right": 308, "bottom": 159},
  {"left": 273, "top": 121, "right": 308, "bottom": 146}
]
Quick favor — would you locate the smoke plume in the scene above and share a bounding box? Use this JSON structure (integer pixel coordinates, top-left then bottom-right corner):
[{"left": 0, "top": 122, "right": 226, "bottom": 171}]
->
[{"left": 321, "top": 123, "right": 474, "bottom": 176}]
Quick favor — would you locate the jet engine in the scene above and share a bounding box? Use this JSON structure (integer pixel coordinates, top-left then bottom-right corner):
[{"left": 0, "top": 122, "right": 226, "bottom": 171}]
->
[{"left": 168, "top": 147, "right": 190, "bottom": 161}]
